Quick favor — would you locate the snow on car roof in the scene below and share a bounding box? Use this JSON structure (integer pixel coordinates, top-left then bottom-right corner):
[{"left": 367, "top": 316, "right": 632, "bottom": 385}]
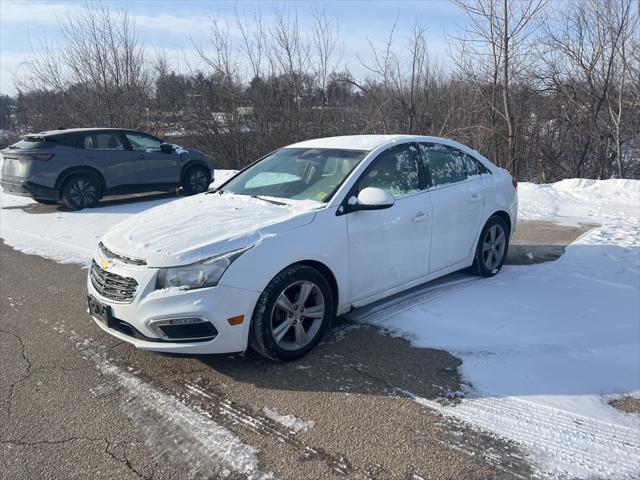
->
[{"left": 286, "top": 135, "right": 412, "bottom": 151}]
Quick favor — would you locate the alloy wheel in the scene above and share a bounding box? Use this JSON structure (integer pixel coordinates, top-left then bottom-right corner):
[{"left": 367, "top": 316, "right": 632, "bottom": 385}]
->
[
  {"left": 189, "top": 169, "right": 209, "bottom": 193},
  {"left": 270, "top": 280, "right": 325, "bottom": 351},
  {"left": 482, "top": 224, "right": 506, "bottom": 270},
  {"left": 69, "top": 178, "right": 98, "bottom": 208}
]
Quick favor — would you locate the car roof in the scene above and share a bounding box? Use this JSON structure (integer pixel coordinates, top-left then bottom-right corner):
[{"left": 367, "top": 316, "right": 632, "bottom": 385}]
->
[
  {"left": 28, "top": 128, "right": 143, "bottom": 137},
  {"left": 286, "top": 135, "right": 410, "bottom": 151},
  {"left": 285, "top": 134, "right": 474, "bottom": 152}
]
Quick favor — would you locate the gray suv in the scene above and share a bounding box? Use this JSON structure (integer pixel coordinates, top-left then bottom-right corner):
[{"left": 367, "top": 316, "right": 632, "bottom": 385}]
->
[{"left": 0, "top": 128, "right": 214, "bottom": 210}]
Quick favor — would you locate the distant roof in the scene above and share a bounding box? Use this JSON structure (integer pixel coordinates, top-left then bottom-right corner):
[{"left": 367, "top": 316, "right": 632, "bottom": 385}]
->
[
  {"left": 32, "top": 128, "right": 141, "bottom": 136},
  {"left": 286, "top": 135, "right": 411, "bottom": 151}
]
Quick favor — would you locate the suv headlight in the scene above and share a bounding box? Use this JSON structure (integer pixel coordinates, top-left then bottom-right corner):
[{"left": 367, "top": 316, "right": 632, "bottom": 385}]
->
[{"left": 156, "top": 248, "right": 249, "bottom": 290}]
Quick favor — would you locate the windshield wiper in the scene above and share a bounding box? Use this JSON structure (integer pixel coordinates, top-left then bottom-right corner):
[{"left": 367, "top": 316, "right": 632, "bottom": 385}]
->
[
  {"left": 206, "top": 189, "right": 224, "bottom": 195},
  {"left": 251, "top": 195, "right": 289, "bottom": 206}
]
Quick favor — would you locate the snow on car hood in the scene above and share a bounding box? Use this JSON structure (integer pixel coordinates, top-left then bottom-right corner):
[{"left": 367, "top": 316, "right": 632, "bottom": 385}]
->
[{"left": 101, "top": 193, "right": 319, "bottom": 267}]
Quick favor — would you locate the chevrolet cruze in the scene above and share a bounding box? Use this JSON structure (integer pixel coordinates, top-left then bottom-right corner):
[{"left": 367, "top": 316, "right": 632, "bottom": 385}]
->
[{"left": 88, "top": 135, "right": 517, "bottom": 360}]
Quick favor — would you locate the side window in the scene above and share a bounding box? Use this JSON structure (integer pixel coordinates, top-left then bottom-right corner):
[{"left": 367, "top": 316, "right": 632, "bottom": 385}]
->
[
  {"left": 82, "top": 133, "right": 125, "bottom": 151},
  {"left": 357, "top": 144, "right": 421, "bottom": 198},
  {"left": 463, "top": 153, "right": 490, "bottom": 176},
  {"left": 125, "top": 133, "right": 163, "bottom": 151},
  {"left": 419, "top": 143, "right": 467, "bottom": 186}
]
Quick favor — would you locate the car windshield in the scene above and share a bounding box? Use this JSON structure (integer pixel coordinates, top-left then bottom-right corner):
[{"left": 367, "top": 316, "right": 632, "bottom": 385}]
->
[{"left": 222, "top": 148, "right": 368, "bottom": 203}]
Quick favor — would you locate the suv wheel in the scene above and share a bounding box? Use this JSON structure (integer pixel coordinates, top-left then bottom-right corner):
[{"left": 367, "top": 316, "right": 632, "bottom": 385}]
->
[
  {"left": 249, "top": 265, "right": 334, "bottom": 361},
  {"left": 61, "top": 174, "right": 102, "bottom": 210},
  {"left": 182, "top": 166, "right": 211, "bottom": 195}
]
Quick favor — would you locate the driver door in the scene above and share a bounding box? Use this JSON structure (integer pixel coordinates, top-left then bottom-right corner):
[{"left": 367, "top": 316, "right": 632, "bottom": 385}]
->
[
  {"left": 123, "top": 132, "right": 181, "bottom": 185},
  {"left": 346, "top": 143, "right": 432, "bottom": 304}
]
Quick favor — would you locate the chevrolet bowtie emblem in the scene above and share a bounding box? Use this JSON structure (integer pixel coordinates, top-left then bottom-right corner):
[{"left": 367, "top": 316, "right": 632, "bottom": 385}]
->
[{"left": 100, "top": 259, "right": 111, "bottom": 269}]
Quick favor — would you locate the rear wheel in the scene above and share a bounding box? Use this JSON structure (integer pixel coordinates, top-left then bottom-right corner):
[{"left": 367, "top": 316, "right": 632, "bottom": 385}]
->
[
  {"left": 61, "top": 174, "right": 102, "bottom": 210},
  {"left": 249, "top": 265, "right": 334, "bottom": 361},
  {"left": 471, "top": 215, "right": 509, "bottom": 277},
  {"left": 182, "top": 166, "right": 211, "bottom": 195}
]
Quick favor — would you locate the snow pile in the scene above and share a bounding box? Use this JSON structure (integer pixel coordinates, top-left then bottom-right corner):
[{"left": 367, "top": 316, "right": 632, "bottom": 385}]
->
[
  {"left": 357, "top": 179, "right": 640, "bottom": 479},
  {"left": 518, "top": 178, "right": 639, "bottom": 227},
  {"left": 0, "top": 169, "right": 238, "bottom": 264}
]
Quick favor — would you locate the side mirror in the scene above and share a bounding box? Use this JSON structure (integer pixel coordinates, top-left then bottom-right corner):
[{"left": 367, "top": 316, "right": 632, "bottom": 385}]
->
[
  {"left": 160, "top": 143, "right": 174, "bottom": 154},
  {"left": 351, "top": 187, "right": 395, "bottom": 211}
]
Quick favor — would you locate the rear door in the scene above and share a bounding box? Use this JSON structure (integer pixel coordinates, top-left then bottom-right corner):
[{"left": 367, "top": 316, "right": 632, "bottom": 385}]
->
[
  {"left": 346, "top": 143, "right": 432, "bottom": 302},
  {"left": 79, "top": 131, "right": 137, "bottom": 188},
  {"left": 122, "top": 132, "right": 180, "bottom": 185},
  {"left": 419, "top": 143, "right": 486, "bottom": 273}
]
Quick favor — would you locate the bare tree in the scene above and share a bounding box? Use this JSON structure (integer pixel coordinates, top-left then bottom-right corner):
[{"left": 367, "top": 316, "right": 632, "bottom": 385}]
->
[
  {"left": 541, "top": 0, "right": 637, "bottom": 178},
  {"left": 450, "top": 0, "right": 548, "bottom": 175}
]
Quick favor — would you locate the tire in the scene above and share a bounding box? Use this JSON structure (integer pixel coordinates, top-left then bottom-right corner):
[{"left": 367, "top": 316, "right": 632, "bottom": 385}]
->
[
  {"left": 61, "top": 174, "right": 102, "bottom": 210},
  {"left": 182, "top": 166, "right": 211, "bottom": 195},
  {"left": 471, "top": 215, "right": 509, "bottom": 277},
  {"left": 34, "top": 199, "right": 58, "bottom": 205},
  {"left": 249, "top": 265, "right": 334, "bottom": 361}
]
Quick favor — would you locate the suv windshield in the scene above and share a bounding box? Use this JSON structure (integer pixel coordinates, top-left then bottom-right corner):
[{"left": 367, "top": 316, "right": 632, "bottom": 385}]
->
[{"left": 222, "top": 148, "right": 368, "bottom": 202}]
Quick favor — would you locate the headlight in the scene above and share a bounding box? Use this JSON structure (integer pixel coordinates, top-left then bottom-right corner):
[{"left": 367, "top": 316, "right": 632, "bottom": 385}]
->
[{"left": 156, "top": 248, "right": 248, "bottom": 290}]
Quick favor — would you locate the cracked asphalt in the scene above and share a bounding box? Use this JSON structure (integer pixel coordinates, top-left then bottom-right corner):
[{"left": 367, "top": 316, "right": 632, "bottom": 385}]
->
[{"left": 0, "top": 221, "right": 590, "bottom": 479}]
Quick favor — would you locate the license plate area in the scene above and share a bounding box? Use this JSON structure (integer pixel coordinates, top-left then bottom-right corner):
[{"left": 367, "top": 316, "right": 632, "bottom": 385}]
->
[{"left": 88, "top": 295, "right": 110, "bottom": 326}]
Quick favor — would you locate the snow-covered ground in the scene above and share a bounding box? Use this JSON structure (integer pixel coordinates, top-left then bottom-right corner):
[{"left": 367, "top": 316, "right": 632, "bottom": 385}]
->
[
  {"left": 0, "top": 169, "right": 237, "bottom": 265},
  {"left": 355, "top": 179, "right": 640, "bottom": 479},
  {"left": 1, "top": 175, "right": 639, "bottom": 479}
]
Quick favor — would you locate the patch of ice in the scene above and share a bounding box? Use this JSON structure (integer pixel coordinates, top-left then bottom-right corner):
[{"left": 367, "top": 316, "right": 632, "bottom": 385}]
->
[{"left": 263, "top": 408, "right": 315, "bottom": 433}]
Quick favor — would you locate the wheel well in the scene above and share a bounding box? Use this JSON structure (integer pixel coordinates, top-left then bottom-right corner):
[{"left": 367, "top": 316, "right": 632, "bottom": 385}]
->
[
  {"left": 56, "top": 167, "right": 105, "bottom": 192},
  {"left": 491, "top": 210, "right": 512, "bottom": 234},
  {"left": 181, "top": 161, "right": 211, "bottom": 184},
  {"left": 294, "top": 260, "right": 339, "bottom": 314}
]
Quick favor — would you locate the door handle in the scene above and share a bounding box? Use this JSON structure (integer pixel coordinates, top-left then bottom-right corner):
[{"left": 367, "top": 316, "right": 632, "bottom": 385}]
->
[
  {"left": 468, "top": 194, "right": 482, "bottom": 203},
  {"left": 413, "top": 212, "right": 428, "bottom": 222},
  {"left": 85, "top": 156, "right": 95, "bottom": 160}
]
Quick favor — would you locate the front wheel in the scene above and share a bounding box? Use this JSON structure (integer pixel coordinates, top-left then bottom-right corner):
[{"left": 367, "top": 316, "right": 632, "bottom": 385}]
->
[
  {"left": 471, "top": 216, "right": 509, "bottom": 277},
  {"left": 182, "top": 166, "right": 211, "bottom": 195},
  {"left": 249, "top": 265, "right": 334, "bottom": 361}
]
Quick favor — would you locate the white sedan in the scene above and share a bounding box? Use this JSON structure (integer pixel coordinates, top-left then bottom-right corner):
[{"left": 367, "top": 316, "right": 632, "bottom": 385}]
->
[{"left": 87, "top": 135, "right": 517, "bottom": 360}]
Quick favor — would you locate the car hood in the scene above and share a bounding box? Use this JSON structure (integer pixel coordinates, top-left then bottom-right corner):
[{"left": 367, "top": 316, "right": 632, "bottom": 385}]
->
[{"left": 101, "top": 193, "right": 320, "bottom": 267}]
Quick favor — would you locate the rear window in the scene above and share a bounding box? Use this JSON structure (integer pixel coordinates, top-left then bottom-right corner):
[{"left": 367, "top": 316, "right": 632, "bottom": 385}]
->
[{"left": 9, "top": 136, "right": 60, "bottom": 150}]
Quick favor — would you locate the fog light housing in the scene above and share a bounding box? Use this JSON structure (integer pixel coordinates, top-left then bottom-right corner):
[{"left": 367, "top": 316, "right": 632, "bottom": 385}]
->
[{"left": 147, "top": 317, "right": 218, "bottom": 340}]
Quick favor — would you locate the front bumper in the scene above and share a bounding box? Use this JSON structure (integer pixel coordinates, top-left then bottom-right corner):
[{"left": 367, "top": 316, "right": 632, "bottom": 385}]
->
[
  {"left": 86, "top": 258, "right": 260, "bottom": 355},
  {"left": 0, "top": 177, "right": 59, "bottom": 201}
]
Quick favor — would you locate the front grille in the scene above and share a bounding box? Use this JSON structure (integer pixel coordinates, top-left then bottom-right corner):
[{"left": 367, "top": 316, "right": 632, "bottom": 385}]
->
[
  {"left": 90, "top": 260, "right": 139, "bottom": 303},
  {"left": 99, "top": 242, "right": 146, "bottom": 266}
]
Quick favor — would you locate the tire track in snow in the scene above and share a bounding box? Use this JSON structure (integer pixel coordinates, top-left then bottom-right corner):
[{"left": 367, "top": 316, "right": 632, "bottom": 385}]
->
[
  {"left": 43, "top": 319, "right": 273, "bottom": 479},
  {"left": 182, "top": 382, "right": 353, "bottom": 476},
  {"left": 404, "top": 391, "right": 640, "bottom": 480},
  {"left": 346, "top": 273, "right": 482, "bottom": 326}
]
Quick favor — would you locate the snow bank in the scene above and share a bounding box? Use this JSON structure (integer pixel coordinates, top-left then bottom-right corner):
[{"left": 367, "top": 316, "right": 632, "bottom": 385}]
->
[{"left": 518, "top": 178, "right": 640, "bottom": 227}]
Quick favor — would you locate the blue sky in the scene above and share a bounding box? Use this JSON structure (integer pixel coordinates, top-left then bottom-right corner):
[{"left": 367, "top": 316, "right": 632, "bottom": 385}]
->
[{"left": 0, "top": 0, "right": 465, "bottom": 95}]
